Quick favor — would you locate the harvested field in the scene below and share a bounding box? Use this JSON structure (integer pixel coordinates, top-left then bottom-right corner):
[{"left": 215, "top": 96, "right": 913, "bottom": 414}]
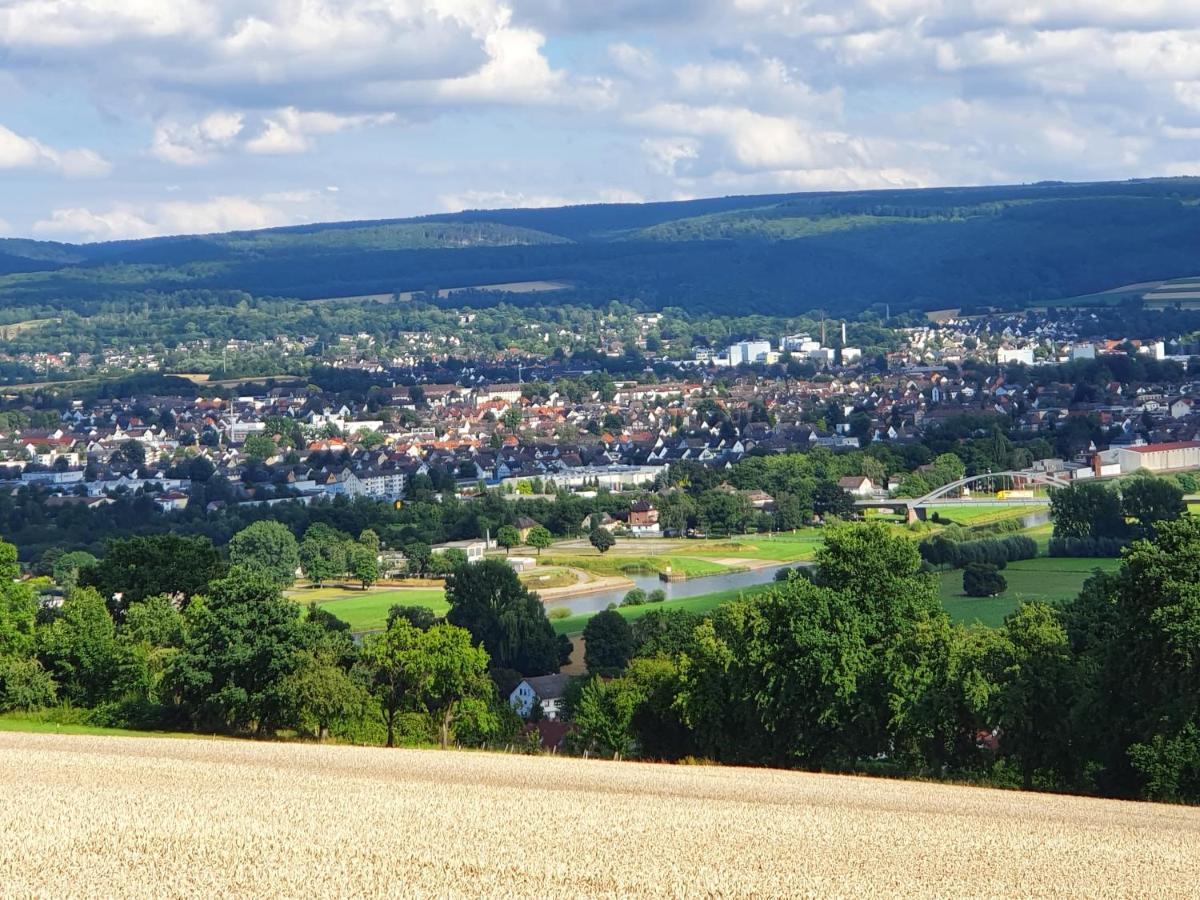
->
[{"left": 2, "top": 732, "right": 1198, "bottom": 897}]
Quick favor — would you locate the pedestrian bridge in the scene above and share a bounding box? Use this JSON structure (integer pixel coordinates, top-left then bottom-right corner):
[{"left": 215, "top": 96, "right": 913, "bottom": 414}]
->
[{"left": 854, "top": 470, "right": 1070, "bottom": 522}]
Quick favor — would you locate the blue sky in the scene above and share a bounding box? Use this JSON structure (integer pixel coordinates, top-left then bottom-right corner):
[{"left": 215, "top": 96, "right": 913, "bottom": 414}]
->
[{"left": 2, "top": 0, "right": 1200, "bottom": 242}]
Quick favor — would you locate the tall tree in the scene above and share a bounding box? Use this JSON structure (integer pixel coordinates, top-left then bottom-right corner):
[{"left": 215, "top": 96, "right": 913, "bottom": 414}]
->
[
  {"left": 444, "top": 559, "right": 563, "bottom": 675},
  {"left": 228, "top": 521, "right": 300, "bottom": 588}
]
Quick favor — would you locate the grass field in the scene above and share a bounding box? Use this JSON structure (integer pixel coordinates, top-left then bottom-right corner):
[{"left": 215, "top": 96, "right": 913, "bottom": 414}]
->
[
  {"left": 289, "top": 587, "right": 446, "bottom": 632},
  {"left": 940, "top": 557, "right": 1121, "bottom": 627},
  {"left": 3, "top": 732, "right": 1197, "bottom": 896},
  {"left": 539, "top": 553, "right": 729, "bottom": 578},
  {"left": 924, "top": 505, "right": 1036, "bottom": 525},
  {"left": 0, "top": 714, "right": 202, "bottom": 740},
  {"left": 550, "top": 583, "right": 776, "bottom": 635}
]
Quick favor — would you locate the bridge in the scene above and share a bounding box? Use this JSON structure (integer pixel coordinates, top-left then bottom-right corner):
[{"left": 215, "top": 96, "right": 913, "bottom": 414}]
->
[{"left": 854, "top": 470, "right": 1070, "bottom": 523}]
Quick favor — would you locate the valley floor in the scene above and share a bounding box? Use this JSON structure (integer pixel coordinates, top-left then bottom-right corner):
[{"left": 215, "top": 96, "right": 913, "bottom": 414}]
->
[{"left": 1, "top": 731, "right": 1197, "bottom": 897}]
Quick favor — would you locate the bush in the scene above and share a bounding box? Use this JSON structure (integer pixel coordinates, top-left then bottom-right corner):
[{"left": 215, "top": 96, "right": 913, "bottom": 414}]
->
[
  {"left": 1047, "top": 536, "right": 1127, "bottom": 558},
  {"left": 646, "top": 588, "right": 666, "bottom": 603},
  {"left": 963, "top": 563, "right": 1007, "bottom": 597},
  {"left": 621, "top": 588, "right": 647, "bottom": 607},
  {"left": 920, "top": 534, "right": 1036, "bottom": 569},
  {"left": 547, "top": 606, "right": 572, "bottom": 620}
]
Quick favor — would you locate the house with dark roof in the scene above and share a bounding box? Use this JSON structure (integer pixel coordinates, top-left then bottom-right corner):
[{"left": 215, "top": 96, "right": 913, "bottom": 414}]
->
[{"left": 510, "top": 674, "right": 571, "bottom": 720}]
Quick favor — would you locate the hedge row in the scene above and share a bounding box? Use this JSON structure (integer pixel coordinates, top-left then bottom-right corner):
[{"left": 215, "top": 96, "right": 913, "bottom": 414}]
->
[{"left": 920, "top": 534, "right": 1038, "bottom": 570}]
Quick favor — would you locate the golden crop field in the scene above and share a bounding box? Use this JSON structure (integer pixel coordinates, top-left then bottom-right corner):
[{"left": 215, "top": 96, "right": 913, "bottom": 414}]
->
[{"left": 2, "top": 732, "right": 1199, "bottom": 898}]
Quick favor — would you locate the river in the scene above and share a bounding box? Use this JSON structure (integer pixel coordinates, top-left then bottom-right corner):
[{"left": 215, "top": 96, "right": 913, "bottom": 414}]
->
[{"left": 542, "top": 563, "right": 795, "bottom": 616}]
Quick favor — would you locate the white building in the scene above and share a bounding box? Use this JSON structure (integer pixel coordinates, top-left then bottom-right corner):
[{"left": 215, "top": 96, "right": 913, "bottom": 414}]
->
[
  {"left": 998, "top": 346, "right": 1035, "bottom": 366},
  {"left": 509, "top": 674, "right": 571, "bottom": 720},
  {"left": 841, "top": 347, "right": 862, "bottom": 365},
  {"left": 725, "top": 340, "right": 773, "bottom": 366},
  {"left": 1113, "top": 441, "right": 1200, "bottom": 474}
]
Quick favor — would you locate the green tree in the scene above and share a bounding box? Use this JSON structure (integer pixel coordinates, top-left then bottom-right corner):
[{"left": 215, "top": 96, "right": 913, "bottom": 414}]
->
[
  {"left": 502, "top": 406, "right": 523, "bottom": 432},
  {"left": 444, "top": 559, "right": 564, "bottom": 675},
  {"left": 282, "top": 650, "right": 367, "bottom": 742},
  {"left": 589, "top": 527, "right": 615, "bottom": 554},
  {"left": 496, "top": 525, "right": 520, "bottom": 555},
  {"left": 994, "top": 602, "right": 1078, "bottom": 789},
  {"left": 526, "top": 525, "right": 553, "bottom": 556},
  {"left": 360, "top": 617, "right": 422, "bottom": 748},
  {"left": 407, "top": 623, "right": 497, "bottom": 749},
  {"left": 963, "top": 563, "right": 1007, "bottom": 597},
  {"left": 583, "top": 610, "right": 635, "bottom": 676},
  {"left": 229, "top": 521, "right": 300, "bottom": 588},
  {"left": 51, "top": 550, "right": 97, "bottom": 594},
  {"left": 39, "top": 587, "right": 132, "bottom": 707},
  {"left": 83, "top": 535, "right": 225, "bottom": 609},
  {"left": 571, "top": 675, "right": 639, "bottom": 758},
  {"left": 1121, "top": 475, "right": 1186, "bottom": 538},
  {"left": 358, "top": 529, "right": 381, "bottom": 553},
  {"left": 350, "top": 545, "right": 379, "bottom": 590},
  {"left": 165, "top": 570, "right": 314, "bottom": 734},
  {"left": 1050, "top": 482, "right": 1126, "bottom": 540},
  {"left": 242, "top": 433, "right": 276, "bottom": 461},
  {"left": 298, "top": 531, "right": 346, "bottom": 587}
]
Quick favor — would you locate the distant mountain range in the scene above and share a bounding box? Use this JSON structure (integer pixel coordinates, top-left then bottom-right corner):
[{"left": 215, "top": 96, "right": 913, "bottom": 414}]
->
[{"left": 4, "top": 178, "right": 1200, "bottom": 316}]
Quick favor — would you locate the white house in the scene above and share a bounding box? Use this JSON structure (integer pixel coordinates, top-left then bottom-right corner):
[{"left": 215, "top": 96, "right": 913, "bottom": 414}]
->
[
  {"left": 837, "top": 475, "right": 875, "bottom": 497},
  {"left": 509, "top": 674, "right": 571, "bottom": 720}
]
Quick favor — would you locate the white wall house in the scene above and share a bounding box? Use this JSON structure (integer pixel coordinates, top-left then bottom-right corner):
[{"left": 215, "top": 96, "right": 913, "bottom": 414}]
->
[{"left": 509, "top": 674, "right": 571, "bottom": 720}]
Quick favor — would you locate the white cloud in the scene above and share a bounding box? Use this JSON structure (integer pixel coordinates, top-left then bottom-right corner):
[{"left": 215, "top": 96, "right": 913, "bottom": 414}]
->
[
  {"left": 0, "top": 123, "right": 109, "bottom": 177},
  {"left": 439, "top": 187, "right": 644, "bottom": 212},
  {"left": 150, "top": 111, "right": 244, "bottom": 165},
  {"left": 32, "top": 196, "right": 292, "bottom": 242},
  {"left": 246, "top": 107, "right": 396, "bottom": 155}
]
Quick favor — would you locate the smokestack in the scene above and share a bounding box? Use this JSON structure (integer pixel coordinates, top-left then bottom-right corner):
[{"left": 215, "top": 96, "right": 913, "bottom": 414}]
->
[
  {"left": 821, "top": 320, "right": 826, "bottom": 345},
  {"left": 841, "top": 321, "right": 847, "bottom": 345}
]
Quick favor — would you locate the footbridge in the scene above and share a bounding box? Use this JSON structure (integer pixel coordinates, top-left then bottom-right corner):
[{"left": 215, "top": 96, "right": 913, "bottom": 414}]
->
[{"left": 855, "top": 470, "right": 1070, "bottom": 523}]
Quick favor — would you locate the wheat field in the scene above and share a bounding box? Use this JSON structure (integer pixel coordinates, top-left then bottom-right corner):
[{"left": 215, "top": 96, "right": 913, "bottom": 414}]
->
[{"left": 1, "top": 732, "right": 1198, "bottom": 898}]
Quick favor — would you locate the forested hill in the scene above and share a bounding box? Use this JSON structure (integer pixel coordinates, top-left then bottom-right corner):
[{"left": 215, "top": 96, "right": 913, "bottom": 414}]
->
[{"left": 4, "top": 178, "right": 1200, "bottom": 316}]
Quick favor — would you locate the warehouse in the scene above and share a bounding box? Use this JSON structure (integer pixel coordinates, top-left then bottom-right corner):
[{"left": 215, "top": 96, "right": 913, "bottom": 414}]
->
[{"left": 1114, "top": 441, "right": 1200, "bottom": 474}]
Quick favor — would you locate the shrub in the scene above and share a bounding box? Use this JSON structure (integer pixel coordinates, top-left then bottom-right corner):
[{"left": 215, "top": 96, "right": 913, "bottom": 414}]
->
[
  {"left": 621, "top": 588, "right": 648, "bottom": 607},
  {"left": 963, "top": 563, "right": 1007, "bottom": 597},
  {"left": 647, "top": 589, "right": 666, "bottom": 604},
  {"left": 547, "top": 607, "right": 571, "bottom": 620}
]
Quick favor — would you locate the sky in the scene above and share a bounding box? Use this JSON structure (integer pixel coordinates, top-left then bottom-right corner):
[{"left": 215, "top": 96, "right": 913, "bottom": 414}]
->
[{"left": 2, "top": 0, "right": 1200, "bottom": 243}]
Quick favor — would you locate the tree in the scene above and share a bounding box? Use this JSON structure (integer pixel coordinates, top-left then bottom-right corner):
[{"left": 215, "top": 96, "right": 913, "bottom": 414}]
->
[
  {"left": 963, "top": 563, "right": 1007, "bottom": 597},
  {"left": 994, "top": 602, "right": 1078, "bottom": 789},
  {"left": 407, "top": 624, "right": 497, "bottom": 749},
  {"left": 502, "top": 406, "right": 523, "bottom": 432},
  {"left": 243, "top": 434, "right": 276, "bottom": 462},
  {"left": 444, "top": 559, "right": 562, "bottom": 675},
  {"left": 164, "top": 570, "right": 314, "bottom": 734},
  {"left": 387, "top": 605, "right": 437, "bottom": 631},
  {"left": 496, "top": 526, "right": 520, "bottom": 555},
  {"left": 358, "top": 529, "right": 381, "bottom": 553},
  {"left": 1121, "top": 475, "right": 1186, "bottom": 538},
  {"left": 360, "top": 617, "right": 422, "bottom": 748},
  {"left": 83, "top": 535, "right": 224, "bottom": 609},
  {"left": 39, "top": 588, "right": 131, "bottom": 707},
  {"left": 589, "top": 527, "right": 615, "bottom": 554},
  {"left": 281, "top": 651, "right": 367, "bottom": 742},
  {"left": 229, "top": 521, "right": 300, "bottom": 588},
  {"left": 350, "top": 545, "right": 379, "bottom": 590},
  {"left": 51, "top": 551, "right": 97, "bottom": 594},
  {"left": 526, "top": 525, "right": 553, "bottom": 556},
  {"left": 811, "top": 481, "right": 855, "bottom": 519},
  {"left": 571, "top": 676, "right": 638, "bottom": 758},
  {"left": 298, "top": 528, "right": 347, "bottom": 587},
  {"left": 403, "top": 541, "right": 432, "bottom": 578},
  {"left": 583, "top": 610, "right": 635, "bottom": 676},
  {"left": 621, "top": 588, "right": 647, "bottom": 607},
  {"left": 1050, "top": 482, "right": 1126, "bottom": 540}
]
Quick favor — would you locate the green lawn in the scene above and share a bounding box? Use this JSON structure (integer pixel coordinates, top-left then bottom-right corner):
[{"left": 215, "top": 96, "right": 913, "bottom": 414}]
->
[
  {"left": 539, "top": 554, "right": 730, "bottom": 578},
  {"left": 550, "top": 583, "right": 777, "bottom": 635},
  {"left": 0, "top": 713, "right": 206, "bottom": 740},
  {"left": 940, "top": 557, "right": 1121, "bottom": 628},
  {"left": 925, "top": 505, "right": 1036, "bottom": 526},
  {"left": 290, "top": 588, "right": 447, "bottom": 632},
  {"left": 678, "top": 532, "right": 825, "bottom": 562}
]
